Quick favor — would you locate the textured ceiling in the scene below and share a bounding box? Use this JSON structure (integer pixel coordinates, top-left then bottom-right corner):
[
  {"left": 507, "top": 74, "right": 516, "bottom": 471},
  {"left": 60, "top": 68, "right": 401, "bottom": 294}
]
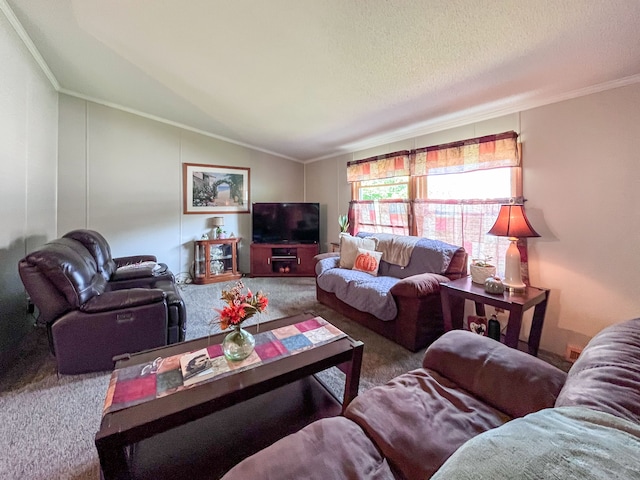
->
[{"left": 5, "top": 0, "right": 640, "bottom": 161}]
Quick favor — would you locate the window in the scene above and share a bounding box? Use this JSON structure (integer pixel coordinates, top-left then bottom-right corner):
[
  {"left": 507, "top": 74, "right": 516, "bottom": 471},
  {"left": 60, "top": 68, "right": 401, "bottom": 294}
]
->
[
  {"left": 347, "top": 132, "right": 525, "bottom": 278},
  {"left": 355, "top": 176, "right": 409, "bottom": 200},
  {"left": 415, "top": 168, "right": 518, "bottom": 275},
  {"left": 426, "top": 168, "right": 513, "bottom": 200}
]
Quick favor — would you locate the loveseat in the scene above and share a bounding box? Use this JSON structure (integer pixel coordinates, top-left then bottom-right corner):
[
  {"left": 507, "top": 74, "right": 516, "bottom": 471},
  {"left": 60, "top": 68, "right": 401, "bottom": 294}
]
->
[
  {"left": 18, "top": 230, "right": 187, "bottom": 374},
  {"left": 315, "top": 232, "right": 467, "bottom": 351},
  {"left": 221, "top": 318, "right": 640, "bottom": 479}
]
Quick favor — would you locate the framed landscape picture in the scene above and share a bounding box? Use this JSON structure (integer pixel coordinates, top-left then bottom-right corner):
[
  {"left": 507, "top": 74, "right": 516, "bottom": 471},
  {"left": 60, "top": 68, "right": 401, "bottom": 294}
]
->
[{"left": 183, "top": 163, "right": 250, "bottom": 214}]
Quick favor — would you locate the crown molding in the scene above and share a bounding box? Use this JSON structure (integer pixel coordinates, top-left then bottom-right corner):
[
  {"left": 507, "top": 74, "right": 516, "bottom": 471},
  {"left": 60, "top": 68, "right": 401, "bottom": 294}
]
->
[
  {"left": 2, "top": 0, "right": 301, "bottom": 163},
  {"left": 58, "top": 89, "right": 302, "bottom": 163},
  {"left": 5, "top": 0, "right": 639, "bottom": 165},
  {"left": 1, "top": 0, "right": 60, "bottom": 90},
  {"left": 307, "top": 73, "right": 640, "bottom": 163}
]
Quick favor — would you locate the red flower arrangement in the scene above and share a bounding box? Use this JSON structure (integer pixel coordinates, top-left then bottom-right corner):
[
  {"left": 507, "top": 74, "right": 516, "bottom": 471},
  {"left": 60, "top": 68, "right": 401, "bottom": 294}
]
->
[{"left": 215, "top": 280, "right": 268, "bottom": 330}]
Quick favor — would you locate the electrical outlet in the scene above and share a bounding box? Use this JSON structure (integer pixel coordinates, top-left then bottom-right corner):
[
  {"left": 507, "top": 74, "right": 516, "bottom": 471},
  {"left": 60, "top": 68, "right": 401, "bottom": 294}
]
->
[{"left": 565, "top": 344, "right": 583, "bottom": 363}]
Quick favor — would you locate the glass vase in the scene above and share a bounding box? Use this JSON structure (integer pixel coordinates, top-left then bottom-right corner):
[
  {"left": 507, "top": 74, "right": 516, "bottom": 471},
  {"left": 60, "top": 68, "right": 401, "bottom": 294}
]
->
[{"left": 222, "top": 325, "right": 255, "bottom": 361}]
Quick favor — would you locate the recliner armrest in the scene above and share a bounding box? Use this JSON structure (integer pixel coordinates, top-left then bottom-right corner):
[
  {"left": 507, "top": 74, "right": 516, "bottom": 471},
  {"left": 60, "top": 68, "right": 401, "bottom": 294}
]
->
[
  {"left": 112, "top": 263, "right": 157, "bottom": 281},
  {"left": 52, "top": 298, "right": 169, "bottom": 374},
  {"left": 80, "top": 288, "right": 165, "bottom": 313},
  {"left": 390, "top": 273, "right": 450, "bottom": 297},
  {"left": 114, "top": 254, "right": 157, "bottom": 266}
]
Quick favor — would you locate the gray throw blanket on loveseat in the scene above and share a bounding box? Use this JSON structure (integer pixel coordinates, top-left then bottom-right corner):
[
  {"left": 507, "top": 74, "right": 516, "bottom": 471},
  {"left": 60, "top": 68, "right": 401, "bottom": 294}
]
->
[{"left": 316, "top": 235, "right": 460, "bottom": 320}]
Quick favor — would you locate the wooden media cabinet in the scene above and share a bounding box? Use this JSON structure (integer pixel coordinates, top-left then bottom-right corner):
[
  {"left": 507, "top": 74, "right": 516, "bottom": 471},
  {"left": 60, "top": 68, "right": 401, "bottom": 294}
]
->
[{"left": 250, "top": 243, "right": 319, "bottom": 277}]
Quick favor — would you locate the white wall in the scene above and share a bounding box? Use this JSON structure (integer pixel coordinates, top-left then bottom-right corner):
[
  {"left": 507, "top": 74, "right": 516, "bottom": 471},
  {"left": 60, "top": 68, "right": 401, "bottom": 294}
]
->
[
  {"left": 0, "top": 11, "right": 58, "bottom": 363},
  {"left": 306, "top": 86, "right": 640, "bottom": 356},
  {"left": 57, "top": 96, "right": 305, "bottom": 276},
  {"left": 521, "top": 84, "right": 640, "bottom": 353}
]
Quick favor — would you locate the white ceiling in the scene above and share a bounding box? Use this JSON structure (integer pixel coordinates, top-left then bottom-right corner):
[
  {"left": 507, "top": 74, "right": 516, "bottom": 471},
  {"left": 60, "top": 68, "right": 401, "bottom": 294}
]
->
[{"left": 5, "top": 0, "right": 640, "bottom": 161}]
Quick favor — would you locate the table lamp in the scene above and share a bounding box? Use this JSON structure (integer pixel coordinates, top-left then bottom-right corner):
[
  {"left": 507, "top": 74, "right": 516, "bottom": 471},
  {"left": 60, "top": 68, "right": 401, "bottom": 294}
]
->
[
  {"left": 487, "top": 204, "right": 540, "bottom": 291},
  {"left": 211, "top": 217, "right": 224, "bottom": 239}
]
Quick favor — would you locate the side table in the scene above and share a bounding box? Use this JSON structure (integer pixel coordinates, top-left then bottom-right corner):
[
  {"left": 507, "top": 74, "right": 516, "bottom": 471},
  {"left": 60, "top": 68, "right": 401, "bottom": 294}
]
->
[{"left": 440, "top": 276, "right": 549, "bottom": 356}]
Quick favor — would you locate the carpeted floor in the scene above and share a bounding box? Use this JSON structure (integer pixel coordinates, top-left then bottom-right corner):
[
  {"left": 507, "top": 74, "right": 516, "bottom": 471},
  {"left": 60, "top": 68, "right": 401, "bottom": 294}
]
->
[{"left": 0, "top": 277, "right": 571, "bottom": 480}]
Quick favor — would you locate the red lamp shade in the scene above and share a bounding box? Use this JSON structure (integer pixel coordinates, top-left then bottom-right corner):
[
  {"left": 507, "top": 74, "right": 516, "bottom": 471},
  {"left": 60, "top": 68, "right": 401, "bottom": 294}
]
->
[
  {"left": 487, "top": 205, "right": 540, "bottom": 239},
  {"left": 487, "top": 204, "right": 539, "bottom": 291}
]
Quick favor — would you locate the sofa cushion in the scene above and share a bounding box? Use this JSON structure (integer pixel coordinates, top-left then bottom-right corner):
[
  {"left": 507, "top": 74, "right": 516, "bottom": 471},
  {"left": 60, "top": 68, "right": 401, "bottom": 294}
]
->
[
  {"left": 555, "top": 318, "right": 640, "bottom": 424},
  {"left": 221, "top": 416, "right": 397, "bottom": 480},
  {"left": 431, "top": 406, "right": 640, "bottom": 480},
  {"left": 64, "top": 229, "right": 117, "bottom": 281},
  {"left": 344, "top": 368, "right": 510, "bottom": 479},
  {"left": 25, "top": 239, "right": 106, "bottom": 307},
  {"left": 423, "top": 330, "right": 567, "bottom": 419},
  {"left": 316, "top": 268, "right": 400, "bottom": 320},
  {"left": 353, "top": 248, "right": 383, "bottom": 276},
  {"left": 339, "top": 235, "right": 378, "bottom": 269}
]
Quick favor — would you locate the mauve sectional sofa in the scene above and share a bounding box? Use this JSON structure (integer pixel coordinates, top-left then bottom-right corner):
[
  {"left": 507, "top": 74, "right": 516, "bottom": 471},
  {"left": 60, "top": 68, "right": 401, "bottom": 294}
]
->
[{"left": 221, "top": 318, "right": 640, "bottom": 479}]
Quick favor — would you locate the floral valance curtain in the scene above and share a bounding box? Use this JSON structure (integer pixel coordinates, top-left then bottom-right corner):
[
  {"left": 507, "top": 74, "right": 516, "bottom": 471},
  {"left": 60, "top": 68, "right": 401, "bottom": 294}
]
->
[
  {"left": 411, "top": 131, "right": 519, "bottom": 176},
  {"left": 346, "top": 151, "right": 410, "bottom": 182},
  {"left": 347, "top": 132, "right": 519, "bottom": 182}
]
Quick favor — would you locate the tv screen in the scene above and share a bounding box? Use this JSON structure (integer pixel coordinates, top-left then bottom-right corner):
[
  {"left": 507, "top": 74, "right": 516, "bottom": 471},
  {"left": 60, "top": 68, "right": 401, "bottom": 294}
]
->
[{"left": 252, "top": 202, "right": 320, "bottom": 244}]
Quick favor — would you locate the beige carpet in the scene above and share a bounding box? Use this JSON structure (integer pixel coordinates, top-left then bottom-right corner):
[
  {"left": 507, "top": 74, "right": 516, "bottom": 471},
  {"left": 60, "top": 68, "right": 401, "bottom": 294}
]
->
[
  {"left": 0, "top": 276, "right": 570, "bottom": 480},
  {"left": 0, "top": 277, "right": 426, "bottom": 480}
]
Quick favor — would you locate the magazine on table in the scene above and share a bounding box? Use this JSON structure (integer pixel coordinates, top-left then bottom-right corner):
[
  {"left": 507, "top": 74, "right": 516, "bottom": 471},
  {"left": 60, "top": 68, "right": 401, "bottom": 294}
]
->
[{"left": 179, "top": 348, "right": 213, "bottom": 386}]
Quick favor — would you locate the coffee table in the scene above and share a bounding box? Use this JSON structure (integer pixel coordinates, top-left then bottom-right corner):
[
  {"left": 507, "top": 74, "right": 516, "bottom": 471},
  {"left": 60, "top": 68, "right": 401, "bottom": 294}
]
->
[{"left": 95, "top": 312, "right": 363, "bottom": 480}]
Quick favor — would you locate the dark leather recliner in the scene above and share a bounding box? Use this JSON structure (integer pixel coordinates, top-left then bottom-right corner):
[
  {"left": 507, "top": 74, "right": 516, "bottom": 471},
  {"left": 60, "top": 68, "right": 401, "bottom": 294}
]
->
[
  {"left": 63, "top": 229, "right": 175, "bottom": 289},
  {"left": 19, "top": 233, "right": 187, "bottom": 374}
]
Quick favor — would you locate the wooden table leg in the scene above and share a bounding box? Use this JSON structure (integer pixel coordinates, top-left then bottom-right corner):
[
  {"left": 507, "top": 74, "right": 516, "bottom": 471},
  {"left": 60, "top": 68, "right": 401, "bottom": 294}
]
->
[
  {"left": 504, "top": 305, "right": 524, "bottom": 349},
  {"left": 95, "top": 436, "right": 131, "bottom": 480},
  {"left": 440, "top": 288, "right": 453, "bottom": 331},
  {"left": 340, "top": 341, "right": 363, "bottom": 412},
  {"left": 527, "top": 291, "right": 549, "bottom": 356}
]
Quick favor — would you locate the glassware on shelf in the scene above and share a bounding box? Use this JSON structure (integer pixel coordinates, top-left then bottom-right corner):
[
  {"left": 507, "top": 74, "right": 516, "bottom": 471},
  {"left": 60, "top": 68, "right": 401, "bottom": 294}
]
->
[
  {"left": 211, "top": 245, "right": 224, "bottom": 259},
  {"left": 210, "top": 259, "right": 224, "bottom": 275}
]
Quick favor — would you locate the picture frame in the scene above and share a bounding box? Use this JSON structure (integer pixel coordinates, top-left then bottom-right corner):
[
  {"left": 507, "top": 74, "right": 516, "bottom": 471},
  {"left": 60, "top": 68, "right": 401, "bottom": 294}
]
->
[
  {"left": 183, "top": 163, "right": 250, "bottom": 214},
  {"left": 467, "top": 315, "right": 488, "bottom": 336}
]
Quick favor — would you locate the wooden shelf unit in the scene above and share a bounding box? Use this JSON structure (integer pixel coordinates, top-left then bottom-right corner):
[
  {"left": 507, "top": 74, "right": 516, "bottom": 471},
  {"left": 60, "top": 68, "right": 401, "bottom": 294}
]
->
[
  {"left": 193, "top": 237, "right": 242, "bottom": 284},
  {"left": 250, "top": 243, "right": 319, "bottom": 277}
]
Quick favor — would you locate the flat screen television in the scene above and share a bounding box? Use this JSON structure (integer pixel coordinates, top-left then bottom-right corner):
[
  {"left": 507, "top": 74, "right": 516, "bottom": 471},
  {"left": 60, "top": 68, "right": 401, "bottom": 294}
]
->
[{"left": 252, "top": 202, "right": 320, "bottom": 244}]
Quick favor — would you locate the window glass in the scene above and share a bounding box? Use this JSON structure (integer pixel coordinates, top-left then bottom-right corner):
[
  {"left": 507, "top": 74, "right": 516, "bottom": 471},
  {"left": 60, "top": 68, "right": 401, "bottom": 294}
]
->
[
  {"left": 427, "top": 169, "right": 512, "bottom": 200},
  {"left": 358, "top": 176, "right": 409, "bottom": 200}
]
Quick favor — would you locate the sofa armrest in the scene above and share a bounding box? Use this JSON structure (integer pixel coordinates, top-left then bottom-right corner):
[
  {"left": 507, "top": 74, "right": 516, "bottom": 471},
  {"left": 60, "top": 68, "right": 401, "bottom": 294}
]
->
[
  {"left": 423, "top": 330, "right": 567, "bottom": 418},
  {"left": 314, "top": 255, "right": 340, "bottom": 276},
  {"left": 444, "top": 248, "right": 468, "bottom": 280},
  {"left": 114, "top": 254, "right": 157, "bottom": 266},
  {"left": 80, "top": 288, "right": 165, "bottom": 313},
  {"left": 390, "top": 273, "right": 450, "bottom": 297}
]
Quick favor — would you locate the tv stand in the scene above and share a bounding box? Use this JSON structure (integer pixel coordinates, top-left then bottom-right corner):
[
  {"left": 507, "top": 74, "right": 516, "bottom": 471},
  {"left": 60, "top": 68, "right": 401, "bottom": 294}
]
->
[{"left": 250, "top": 243, "right": 319, "bottom": 277}]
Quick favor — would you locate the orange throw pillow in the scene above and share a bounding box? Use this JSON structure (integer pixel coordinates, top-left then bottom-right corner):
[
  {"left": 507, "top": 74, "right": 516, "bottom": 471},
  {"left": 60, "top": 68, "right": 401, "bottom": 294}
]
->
[{"left": 353, "top": 248, "right": 383, "bottom": 276}]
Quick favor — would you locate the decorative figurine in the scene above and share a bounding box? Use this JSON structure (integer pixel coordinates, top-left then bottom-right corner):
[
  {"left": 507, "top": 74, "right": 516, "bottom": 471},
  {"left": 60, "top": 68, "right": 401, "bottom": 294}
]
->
[{"left": 484, "top": 276, "right": 505, "bottom": 294}]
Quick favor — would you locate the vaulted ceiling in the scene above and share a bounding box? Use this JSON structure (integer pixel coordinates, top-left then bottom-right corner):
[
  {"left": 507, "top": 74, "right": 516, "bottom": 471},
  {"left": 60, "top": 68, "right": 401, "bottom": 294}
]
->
[{"left": 5, "top": 0, "right": 640, "bottom": 161}]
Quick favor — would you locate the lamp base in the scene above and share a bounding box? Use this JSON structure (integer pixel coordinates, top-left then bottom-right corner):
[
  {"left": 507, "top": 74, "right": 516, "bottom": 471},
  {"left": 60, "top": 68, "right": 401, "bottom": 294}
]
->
[
  {"left": 503, "top": 281, "right": 527, "bottom": 293},
  {"left": 503, "top": 239, "right": 527, "bottom": 292}
]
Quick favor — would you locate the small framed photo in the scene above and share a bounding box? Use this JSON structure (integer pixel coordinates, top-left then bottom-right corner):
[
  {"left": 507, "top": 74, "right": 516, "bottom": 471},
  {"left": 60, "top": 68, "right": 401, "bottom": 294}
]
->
[
  {"left": 183, "top": 163, "right": 250, "bottom": 214},
  {"left": 467, "top": 315, "right": 488, "bottom": 336}
]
